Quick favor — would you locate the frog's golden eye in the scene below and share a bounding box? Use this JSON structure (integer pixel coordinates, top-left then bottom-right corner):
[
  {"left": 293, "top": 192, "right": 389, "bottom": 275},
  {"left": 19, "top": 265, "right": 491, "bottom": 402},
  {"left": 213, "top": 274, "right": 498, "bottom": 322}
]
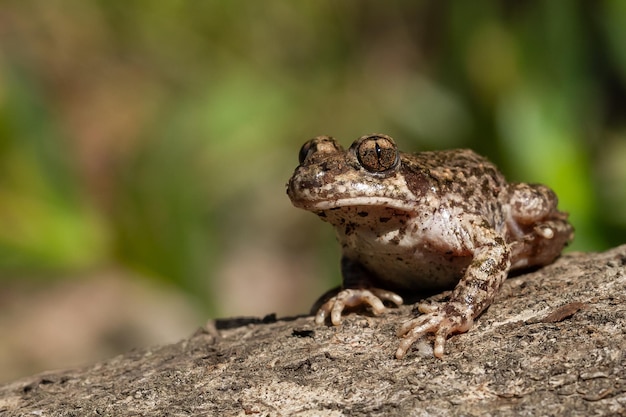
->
[
  {"left": 298, "top": 136, "right": 343, "bottom": 164},
  {"left": 355, "top": 134, "right": 399, "bottom": 173}
]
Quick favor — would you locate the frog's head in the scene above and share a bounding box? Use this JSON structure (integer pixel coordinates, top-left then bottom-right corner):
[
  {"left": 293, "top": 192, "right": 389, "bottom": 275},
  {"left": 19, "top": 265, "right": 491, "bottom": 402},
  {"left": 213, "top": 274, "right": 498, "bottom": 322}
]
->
[{"left": 287, "top": 134, "right": 420, "bottom": 219}]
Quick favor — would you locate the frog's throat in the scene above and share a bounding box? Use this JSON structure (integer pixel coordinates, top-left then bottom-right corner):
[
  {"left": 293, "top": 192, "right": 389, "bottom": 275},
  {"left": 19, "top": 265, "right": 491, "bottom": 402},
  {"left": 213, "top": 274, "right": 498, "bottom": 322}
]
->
[{"left": 295, "top": 196, "right": 414, "bottom": 213}]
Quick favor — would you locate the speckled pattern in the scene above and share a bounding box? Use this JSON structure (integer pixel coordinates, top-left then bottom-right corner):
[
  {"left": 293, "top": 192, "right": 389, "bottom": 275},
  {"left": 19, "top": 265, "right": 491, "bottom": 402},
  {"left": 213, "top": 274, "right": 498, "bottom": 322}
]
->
[{"left": 287, "top": 134, "right": 574, "bottom": 358}]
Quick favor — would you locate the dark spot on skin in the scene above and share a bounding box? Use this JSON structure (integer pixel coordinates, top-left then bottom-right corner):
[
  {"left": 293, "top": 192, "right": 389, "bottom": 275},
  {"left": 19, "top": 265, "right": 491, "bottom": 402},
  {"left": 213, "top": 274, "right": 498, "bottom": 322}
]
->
[
  {"left": 494, "top": 236, "right": 506, "bottom": 246},
  {"left": 379, "top": 217, "right": 391, "bottom": 223},
  {"left": 443, "top": 303, "right": 463, "bottom": 318},
  {"left": 461, "top": 186, "right": 474, "bottom": 201},
  {"left": 317, "top": 211, "right": 327, "bottom": 218},
  {"left": 474, "top": 278, "right": 491, "bottom": 291},
  {"left": 357, "top": 211, "right": 369, "bottom": 217},
  {"left": 481, "top": 178, "right": 489, "bottom": 194},
  {"left": 344, "top": 222, "right": 357, "bottom": 235},
  {"left": 401, "top": 165, "right": 432, "bottom": 197},
  {"left": 494, "top": 255, "right": 510, "bottom": 276}
]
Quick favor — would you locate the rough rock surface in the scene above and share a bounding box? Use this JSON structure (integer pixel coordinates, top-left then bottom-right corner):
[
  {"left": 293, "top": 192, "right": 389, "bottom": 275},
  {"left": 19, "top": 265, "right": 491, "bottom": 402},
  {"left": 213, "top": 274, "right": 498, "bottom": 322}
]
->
[{"left": 1, "top": 246, "right": 625, "bottom": 416}]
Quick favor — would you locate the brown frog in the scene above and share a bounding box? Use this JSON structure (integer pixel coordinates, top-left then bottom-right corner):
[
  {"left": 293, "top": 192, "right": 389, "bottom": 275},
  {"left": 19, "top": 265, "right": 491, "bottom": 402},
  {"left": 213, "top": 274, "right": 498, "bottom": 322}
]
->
[{"left": 287, "top": 134, "right": 573, "bottom": 359}]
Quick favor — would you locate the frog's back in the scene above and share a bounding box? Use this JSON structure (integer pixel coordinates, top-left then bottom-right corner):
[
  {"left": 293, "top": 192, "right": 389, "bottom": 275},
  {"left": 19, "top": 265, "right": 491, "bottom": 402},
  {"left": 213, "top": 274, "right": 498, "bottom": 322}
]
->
[
  {"left": 403, "top": 149, "right": 507, "bottom": 188},
  {"left": 400, "top": 149, "right": 510, "bottom": 228}
]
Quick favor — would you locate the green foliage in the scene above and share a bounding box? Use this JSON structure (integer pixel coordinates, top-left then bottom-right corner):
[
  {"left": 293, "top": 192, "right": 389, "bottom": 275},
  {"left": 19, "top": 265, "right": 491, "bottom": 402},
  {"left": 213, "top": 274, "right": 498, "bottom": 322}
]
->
[
  {"left": 0, "top": 66, "right": 108, "bottom": 271},
  {"left": 0, "top": 1, "right": 623, "bottom": 311}
]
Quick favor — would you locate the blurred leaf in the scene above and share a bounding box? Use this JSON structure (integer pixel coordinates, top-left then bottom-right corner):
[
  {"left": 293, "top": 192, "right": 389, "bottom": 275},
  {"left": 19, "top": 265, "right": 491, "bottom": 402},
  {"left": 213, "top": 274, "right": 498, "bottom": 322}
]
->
[
  {"left": 0, "top": 67, "right": 108, "bottom": 273},
  {"left": 0, "top": 0, "right": 622, "bottom": 306}
]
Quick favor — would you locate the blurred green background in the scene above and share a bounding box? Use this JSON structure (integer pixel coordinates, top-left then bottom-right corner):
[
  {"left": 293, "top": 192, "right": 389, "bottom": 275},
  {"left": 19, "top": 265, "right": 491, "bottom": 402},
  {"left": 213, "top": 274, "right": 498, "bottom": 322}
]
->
[{"left": 1, "top": 1, "right": 624, "bottom": 381}]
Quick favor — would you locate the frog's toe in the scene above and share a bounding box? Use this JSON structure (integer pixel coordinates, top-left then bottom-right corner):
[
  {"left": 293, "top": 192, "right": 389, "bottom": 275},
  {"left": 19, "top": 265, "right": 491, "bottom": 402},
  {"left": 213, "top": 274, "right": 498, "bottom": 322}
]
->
[
  {"left": 416, "top": 300, "right": 444, "bottom": 314},
  {"left": 314, "top": 302, "right": 332, "bottom": 325},
  {"left": 370, "top": 288, "right": 404, "bottom": 306},
  {"left": 395, "top": 304, "right": 473, "bottom": 359},
  {"left": 314, "top": 288, "right": 403, "bottom": 326},
  {"left": 395, "top": 314, "right": 444, "bottom": 359}
]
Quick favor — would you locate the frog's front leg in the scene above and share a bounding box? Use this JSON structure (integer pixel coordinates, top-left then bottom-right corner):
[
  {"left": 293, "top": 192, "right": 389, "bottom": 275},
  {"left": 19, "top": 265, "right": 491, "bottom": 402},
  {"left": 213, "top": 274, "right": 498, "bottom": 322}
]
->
[
  {"left": 396, "top": 234, "right": 511, "bottom": 359},
  {"left": 314, "top": 256, "right": 404, "bottom": 325}
]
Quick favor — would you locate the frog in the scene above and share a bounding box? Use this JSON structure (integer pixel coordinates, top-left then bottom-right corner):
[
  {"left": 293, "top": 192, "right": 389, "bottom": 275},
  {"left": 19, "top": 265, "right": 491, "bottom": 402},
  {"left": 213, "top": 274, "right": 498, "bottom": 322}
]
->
[{"left": 286, "top": 134, "right": 574, "bottom": 359}]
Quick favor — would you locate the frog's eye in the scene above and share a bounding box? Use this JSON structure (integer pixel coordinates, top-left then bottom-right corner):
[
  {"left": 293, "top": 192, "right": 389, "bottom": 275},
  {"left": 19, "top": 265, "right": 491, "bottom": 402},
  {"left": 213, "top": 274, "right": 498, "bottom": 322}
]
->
[
  {"left": 298, "top": 141, "right": 314, "bottom": 164},
  {"left": 355, "top": 134, "right": 399, "bottom": 173},
  {"left": 298, "top": 136, "right": 342, "bottom": 164}
]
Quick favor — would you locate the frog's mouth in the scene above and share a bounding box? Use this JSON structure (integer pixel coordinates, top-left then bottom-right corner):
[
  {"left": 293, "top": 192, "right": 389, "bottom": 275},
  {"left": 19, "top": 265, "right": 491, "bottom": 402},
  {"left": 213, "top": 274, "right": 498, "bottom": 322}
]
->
[
  {"left": 294, "top": 198, "right": 415, "bottom": 227},
  {"left": 294, "top": 196, "right": 414, "bottom": 214}
]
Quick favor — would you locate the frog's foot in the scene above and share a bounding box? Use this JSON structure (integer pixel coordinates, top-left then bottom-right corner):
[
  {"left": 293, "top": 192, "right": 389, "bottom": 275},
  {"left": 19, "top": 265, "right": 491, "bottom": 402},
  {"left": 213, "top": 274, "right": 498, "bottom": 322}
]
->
[
  {"left": 395, "top": 301, "right": 473, "bottom": 359},
  {"left": 314, "top": 288, "right": 403, "bottom": 326}
]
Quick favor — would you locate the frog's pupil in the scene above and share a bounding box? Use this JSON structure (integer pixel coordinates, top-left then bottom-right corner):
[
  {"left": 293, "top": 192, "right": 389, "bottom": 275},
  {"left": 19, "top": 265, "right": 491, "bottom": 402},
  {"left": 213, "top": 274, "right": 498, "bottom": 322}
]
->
[
  {"left": 375, "top": 143, "right": 382, "bottom": 160},
  {"left": 375, "top": 139, "right": 398, "bottom": 172}
]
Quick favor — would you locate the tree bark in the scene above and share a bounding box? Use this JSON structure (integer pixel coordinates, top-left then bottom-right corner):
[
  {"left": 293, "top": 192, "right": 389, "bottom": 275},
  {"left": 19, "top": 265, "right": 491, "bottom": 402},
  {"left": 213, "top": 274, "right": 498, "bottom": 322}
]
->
[{"left": 1, "top": 245, "right": 625, "bottom": 416}]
